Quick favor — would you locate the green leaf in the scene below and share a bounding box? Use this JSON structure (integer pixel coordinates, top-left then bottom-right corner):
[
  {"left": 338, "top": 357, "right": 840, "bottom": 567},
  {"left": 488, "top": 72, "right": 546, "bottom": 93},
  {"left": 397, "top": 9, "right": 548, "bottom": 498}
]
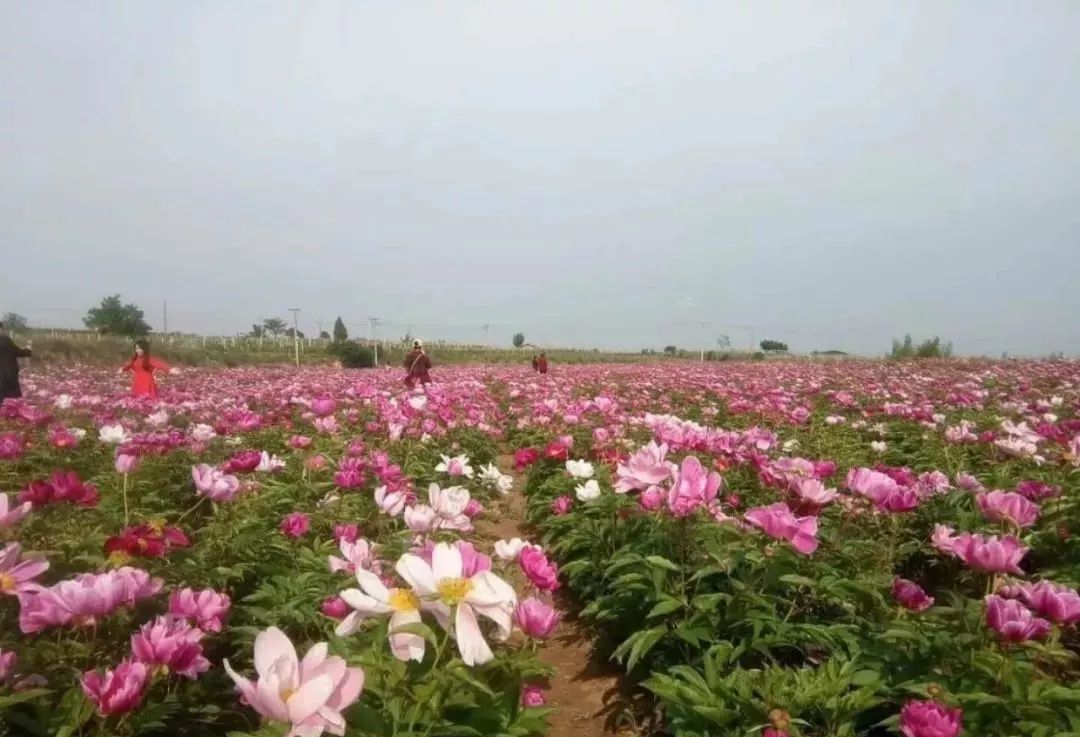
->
[
  {"left": 645, "top": 555, "right": 680, "bottom": 572},
  {"left": 390, "top": 621, "right": 439, "bottom": 648},
  {"left": 647, "top": 596, "right": 685, "bottom": 618}
]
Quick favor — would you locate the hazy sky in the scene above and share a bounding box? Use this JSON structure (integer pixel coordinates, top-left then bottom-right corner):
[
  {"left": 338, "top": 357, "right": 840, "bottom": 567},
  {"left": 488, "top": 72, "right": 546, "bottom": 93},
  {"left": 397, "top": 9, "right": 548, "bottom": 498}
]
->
[{"left": 2, "top": 1, "right": 1078, "bottom": 356}]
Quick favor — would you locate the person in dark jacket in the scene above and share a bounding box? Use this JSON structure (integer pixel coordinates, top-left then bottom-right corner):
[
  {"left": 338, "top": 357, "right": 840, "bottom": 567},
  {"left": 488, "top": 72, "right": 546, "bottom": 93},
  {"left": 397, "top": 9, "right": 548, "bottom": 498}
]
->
[
  {"left": 403, "top": 339, "right": 432, "bottom": 389},
  {"left": 0, "top": 322, "right": 32, "bottom": 401},
  {"left": 536, "top": 352, "right": 549, "bottom": 375}
]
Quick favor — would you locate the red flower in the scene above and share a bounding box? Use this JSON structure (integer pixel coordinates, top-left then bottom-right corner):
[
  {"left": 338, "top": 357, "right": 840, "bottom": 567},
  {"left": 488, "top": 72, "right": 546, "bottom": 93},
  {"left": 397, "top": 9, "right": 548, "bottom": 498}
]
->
[{"left": 105, "top": 523, "right": 190, "bottom": 559}]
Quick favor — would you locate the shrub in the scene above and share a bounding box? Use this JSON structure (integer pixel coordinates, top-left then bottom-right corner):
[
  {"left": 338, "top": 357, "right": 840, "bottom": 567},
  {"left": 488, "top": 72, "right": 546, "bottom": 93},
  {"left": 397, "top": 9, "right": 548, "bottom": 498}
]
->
[{"left": 332, "top": 341, "right": 375, "bottom": 368}]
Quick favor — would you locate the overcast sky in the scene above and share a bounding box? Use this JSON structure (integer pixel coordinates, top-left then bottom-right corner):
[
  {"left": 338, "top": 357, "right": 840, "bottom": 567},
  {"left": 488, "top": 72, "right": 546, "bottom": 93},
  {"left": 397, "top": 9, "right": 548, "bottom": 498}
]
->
[{"left": 1, "top": 1, "right": 1078, "bottom": 356}]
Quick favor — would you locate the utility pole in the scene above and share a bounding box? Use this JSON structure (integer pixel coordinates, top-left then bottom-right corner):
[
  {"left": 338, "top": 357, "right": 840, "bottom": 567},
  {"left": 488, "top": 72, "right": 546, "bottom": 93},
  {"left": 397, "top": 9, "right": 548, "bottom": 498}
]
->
[
  {"left": 162, "top": 300, "right": 168, "bottom": 336},
  {"left": 367, "top": 316, "right": 380, "bottom": 367},
  {"left": 288, "top": 308, "right": 301, "bottom": 368}
]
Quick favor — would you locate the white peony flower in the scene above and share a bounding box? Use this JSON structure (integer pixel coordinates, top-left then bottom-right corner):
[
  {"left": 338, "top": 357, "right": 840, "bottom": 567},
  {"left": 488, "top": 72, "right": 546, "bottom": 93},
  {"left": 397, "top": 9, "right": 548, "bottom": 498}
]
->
[
  {"left": 575, "top": 479, "right": 601, "bottom": 502},
  {"left": 565, "top": 459, "right": 595, "bottom": 479}
]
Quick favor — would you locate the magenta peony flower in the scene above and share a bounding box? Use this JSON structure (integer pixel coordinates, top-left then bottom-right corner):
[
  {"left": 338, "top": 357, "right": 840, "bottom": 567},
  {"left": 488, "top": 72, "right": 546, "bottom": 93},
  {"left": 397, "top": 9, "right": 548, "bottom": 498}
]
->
[
  {"left": 899, "top": 699, "right": 961, "bottom": 737},
  {"left": 0, "top": 649, "right": 16, "bottom": 684},
  {"left": 515, "top": 597, "right": 561, "bottom": 640},
  {"left": 521, "top": 685, "right": 547, "bottom": 707},
  {"left": 0, "top": 432, "right": 24, "bottom": 460},
  {"left": 130, "top": 616, "right": 209, "bottom": 679},
  {"left": 168, "top": 588, "right": 231, "bottom": 633},
  {"left": 333, "top": 523, "right": 360, "bottom": 544},
  {"left": 519, "top": 546, "right": 560, "bottom": 592},
  {"left": 985, "top": 595, "right": 1050, "bottom": 642},
  {"left": 311, "top": 397, "right": 337, "bottom": 417},
  {"left": 1013, "top": 480, "right": 1060, "bottom": 501},
  {"left": 976, "top": 490, "right": 1040, "bottom": 528},
  {"left": 222, "top": 449, "right": 261, "bottom": 474},
  {"left": 1020, "top": 580, "right": 1080, "bottom": 625},
  {"left": 891, "top": 577, "right": 935, "bottom": 612},
  {"left": 640, "top": 486, "right": 665, "bottom": 511},
  {"left": 321, "top": 595, "right": 350, "bottom": 620},
  {"left": 81, "top": 660, "right": 150, "bottom": 717},
  {"left": 279, "top": 512, "right": 310, "bottom": 538}
]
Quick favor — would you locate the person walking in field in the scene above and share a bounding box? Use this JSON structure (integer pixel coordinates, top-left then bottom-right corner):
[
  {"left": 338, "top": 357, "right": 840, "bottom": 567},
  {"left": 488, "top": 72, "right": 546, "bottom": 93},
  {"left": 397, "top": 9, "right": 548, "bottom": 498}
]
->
[
  {"left": 0, "top": 322, "right": 32, "bottom": 401},
  {"left": 536, "top": 352, "right": 549, "bottom": 376},
  {"left": 531, "top": 354, "right": 539, "bottom": 373},
  {"left": 403, "top": 339, "right": 432, "bottom": 389},
  {"left": 122, "top": 339, "right": 170, "bottom": 397}
]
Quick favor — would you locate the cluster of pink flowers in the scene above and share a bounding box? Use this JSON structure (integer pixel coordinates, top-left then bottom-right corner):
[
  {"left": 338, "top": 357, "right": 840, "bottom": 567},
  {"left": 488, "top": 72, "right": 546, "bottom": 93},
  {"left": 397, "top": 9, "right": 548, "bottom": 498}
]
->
[
  {"left": 18, "top": 470, "right": 100, "bottom": 507},
  {"left": 18, "top": 566, "right": 162, "bottom": 634}
]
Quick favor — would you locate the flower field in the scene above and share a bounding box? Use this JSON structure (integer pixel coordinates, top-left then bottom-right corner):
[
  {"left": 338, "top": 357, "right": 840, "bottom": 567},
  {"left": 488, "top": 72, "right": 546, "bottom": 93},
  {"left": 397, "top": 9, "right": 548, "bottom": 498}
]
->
[{"left": 1, "top": 360, "right": 1079, "bottom": 737}]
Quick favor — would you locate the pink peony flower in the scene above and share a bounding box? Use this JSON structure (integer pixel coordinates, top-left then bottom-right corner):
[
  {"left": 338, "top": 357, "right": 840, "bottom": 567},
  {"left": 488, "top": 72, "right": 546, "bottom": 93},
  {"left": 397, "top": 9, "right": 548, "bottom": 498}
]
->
[
  {"left": 0, "top": 543, "right": 48, "bottom": 596},
  {"left": 280, "top": 512, "right": 310, "bottom": 538},
  {"left": 374, "top": 486, "right": 407, "bottom": 517},
  {"left": 115, "top": 451, "right": 140, "bottom": 475},
  {"left": 0, "top": 432, "right": 24, "bottom": 460},
  {"left": 311, "top": 397, "right": 337, "bottom": 417},
  {"left": 952, "top": 533, "right": 1028, "bottom": 575},
  {"left": 519, "top": 545, "right": 560, "bottom": 591},
  {"left": 130, "top": 615, "right": 209, "bottom": 679},
  {"left": 791, "top": 478, "right": 839, "bottom": 507},
  {"left": 891, "top": 577, "right": 935, "bottom": 612},
  {"left": 18, "top": 566, "right": 162, "bottom": 634},
  {"left": 81, "top": 660, "right": 149, "bottom": 716},
  {"left": 0, "top": 492, "right": 31, "bottom": 529},
  {"left": 954, "top": 472, "right": 983, "bottom": 491},
  {"left": 744, "top": 503, "right": 819, "bottom": 555},
  {"left": 168, "top": 588, "right": 231, "bottom": 633},
  {"left": 224, "top": 627, "right": 364, "bottom": 737},
  {"left": 551, "top": 495, "right": 573, "bottom": 515},
  {"left": 845, "top": 467, "right": 918, "bottom": 513},
  {"left": 640, "top": 486, "right": 665, "bottom": 511},
  {"left": 515, "top": 597, "right": 561, "bottom": 640},
  {"left": 289, "top": 435, "right": 313, "bottom": 450},
  {"left": 513, "top": 447, "right": 540, "bottom": 471},
  {"left": 191, "top": 464, "right": 240, "bottom": 503},
  {"left": 333, "top": 523, "right": 360, "bottom": 544},
  {"left": 0, "top": 649, "right": 16, "bottom": 684},
  {"left": 666, "top": 456, "right": 722, "bottom": 518},
  {"left": 1014, "top": 480, "right": 1060, "bottom": 501},
  {"left": 985, "top": 595, "right": 1050, "bottom": 642},
  {"left": 976, "top": 491, "right": 1040, "bottom": 528},
  {"left": 899, "top": 700, "right": 961, "bottom": 737},
  {"left": 614, "top": 441, "right": 672, "bottom": 493}
]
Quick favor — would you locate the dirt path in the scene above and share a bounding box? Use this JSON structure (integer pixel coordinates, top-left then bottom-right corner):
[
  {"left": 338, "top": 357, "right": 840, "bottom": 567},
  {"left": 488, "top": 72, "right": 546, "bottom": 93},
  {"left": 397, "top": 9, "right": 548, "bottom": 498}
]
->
[{"left": 478, "top": 455, "right": 641, "bottom": 737}]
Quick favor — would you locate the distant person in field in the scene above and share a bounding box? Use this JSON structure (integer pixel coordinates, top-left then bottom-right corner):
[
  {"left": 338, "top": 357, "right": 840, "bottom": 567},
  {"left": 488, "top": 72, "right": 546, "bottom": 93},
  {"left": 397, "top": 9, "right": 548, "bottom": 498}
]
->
[
  {"left": 403, "top": 339, "right": 432, "bottom": 389},
  {"left": 0, "top": 322, "right": 32, "bottom": 401},
  {"left": 531, "top": 354, "right": 539, "bottom": 373},
  {"left": 536, "top": 352, "right": 549, "bottom": 375},
  {"left": 122, "top": 339, "right": 170, "bottom": 397}
]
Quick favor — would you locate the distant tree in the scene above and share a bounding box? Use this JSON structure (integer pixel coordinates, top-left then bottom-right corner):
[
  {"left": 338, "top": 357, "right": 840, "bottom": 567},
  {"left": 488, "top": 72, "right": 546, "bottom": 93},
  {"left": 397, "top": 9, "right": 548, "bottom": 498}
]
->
[
  {"left": 249, "top": 324, "right": 265, "bottom": 338},
  {"left": 760, "top": 339, "right": 788, "bottom": 352},
  {"left": 319, "top": 330, "right": 331, "bottom": 340},
  {"left": 332, "top": 342, "right": 375, "bottom": 369},
  {"left": 1, "top": 312, "right": 29, "bottom": 332},
  {"left": 890, "top": 334, "right": 953, "bottom": 359},
  {"left": 663, "top": 345, "right": 677, "bottom": 356},
  {"left": 333, "top": 317, "right": 348, "bottom": 343},
  {"left": 717, "top": 335, "right": 731, "bottom": 349},
  {"left": 284, "top": 327, "right": 305, "bottom": 339},
  {"left": 262, "top": 318, "right": 287, "bottom": 337},
  {"left": 512, "top": 332, "right": 525, "bottom": 348},
  {"left": 83, "top": 295, "right": 151, "bottom": 337}
]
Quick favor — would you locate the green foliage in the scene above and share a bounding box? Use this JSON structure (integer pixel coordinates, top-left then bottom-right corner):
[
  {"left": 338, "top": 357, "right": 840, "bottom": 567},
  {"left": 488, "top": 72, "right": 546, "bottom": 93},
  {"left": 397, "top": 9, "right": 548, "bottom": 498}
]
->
[
  {"left": 512, "top": 332, "right": 525, "bottom": 348},
  {"left": 664, "top": 345, "right": 677, "bottom": 355},
  {"left": 82, "top": 294, "right": 152, "bottom": 337},
  {"left": 262, "top": 318, "right": 287, "bottom": 336},
  {"left": 760, "top": 339, "right": 788, "bottom": 351},
  {"left": 890, "top": 334, "right": 954, "bottom": 359},
  {"left": 333, "top": 317, "right": 348, "bottom": 343},
  {"left": 332, "top": 341, "right": 375, "bottom": 368},
  {"left": 1, "top": 312, "right": 29, "bottom": 332}
]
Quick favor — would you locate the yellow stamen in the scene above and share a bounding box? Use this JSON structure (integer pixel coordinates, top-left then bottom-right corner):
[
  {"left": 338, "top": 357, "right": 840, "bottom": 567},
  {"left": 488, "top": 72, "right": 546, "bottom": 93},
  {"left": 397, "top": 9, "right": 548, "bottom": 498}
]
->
[
  {"left": 147, "top": 519, "right": 167, "bottom": 535},
  {"left": 107, "top": 551, "right": 133, "bottom": 568},
  {"left": 0, "top": 572, "right": 15, "bottom": 593},
  {"left": 436, "top": 577, "right": 473, "bottom": 606},
  {"left": 388, "top": 588, "right": 420, "bottom": 612},
  {"left": 280, "top": 686, "right": 296, "bottom": 702}
]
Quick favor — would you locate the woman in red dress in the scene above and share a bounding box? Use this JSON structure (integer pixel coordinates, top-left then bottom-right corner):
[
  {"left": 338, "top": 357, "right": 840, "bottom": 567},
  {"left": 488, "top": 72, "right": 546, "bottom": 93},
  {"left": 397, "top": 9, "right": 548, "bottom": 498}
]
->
[{"left": 122, "top": 340, "right": 170, "bottom": 397}]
